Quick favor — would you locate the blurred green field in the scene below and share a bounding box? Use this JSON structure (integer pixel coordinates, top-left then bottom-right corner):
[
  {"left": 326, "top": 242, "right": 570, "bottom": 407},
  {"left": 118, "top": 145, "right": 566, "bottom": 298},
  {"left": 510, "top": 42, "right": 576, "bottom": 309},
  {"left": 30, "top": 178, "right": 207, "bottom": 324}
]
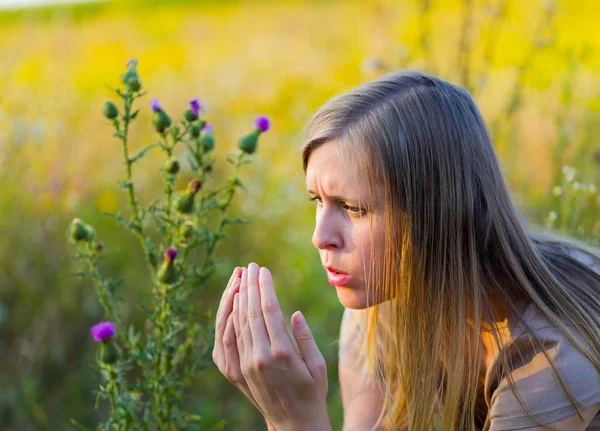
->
[{"left": 1, "top": 0, "right": 599, "bottom": 430}]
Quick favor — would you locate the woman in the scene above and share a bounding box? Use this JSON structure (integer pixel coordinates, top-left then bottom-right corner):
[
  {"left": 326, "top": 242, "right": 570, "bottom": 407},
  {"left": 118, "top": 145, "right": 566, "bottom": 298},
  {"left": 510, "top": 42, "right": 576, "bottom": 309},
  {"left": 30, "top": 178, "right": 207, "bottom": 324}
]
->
[{"left": 212, "top": 71, "right": 600, "bottom": 430}]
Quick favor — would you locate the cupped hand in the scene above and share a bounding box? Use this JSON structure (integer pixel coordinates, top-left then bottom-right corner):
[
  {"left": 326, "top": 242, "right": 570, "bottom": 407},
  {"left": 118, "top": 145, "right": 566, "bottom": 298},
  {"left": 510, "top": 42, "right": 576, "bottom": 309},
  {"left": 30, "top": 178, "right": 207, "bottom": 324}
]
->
[
  {"left": 212, "top": 266, "right": 274, "bottom": 425},
  {"left": 232, "top": 262, "right": 330, "bottom": 430}
]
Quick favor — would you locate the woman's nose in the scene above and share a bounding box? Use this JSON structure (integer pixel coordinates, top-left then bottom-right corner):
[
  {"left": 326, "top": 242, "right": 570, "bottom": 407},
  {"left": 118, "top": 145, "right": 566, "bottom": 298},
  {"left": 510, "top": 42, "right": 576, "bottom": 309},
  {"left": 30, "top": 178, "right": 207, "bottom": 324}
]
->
[{"left": 312, "top": 212, "right": 343, "bottom": 250}]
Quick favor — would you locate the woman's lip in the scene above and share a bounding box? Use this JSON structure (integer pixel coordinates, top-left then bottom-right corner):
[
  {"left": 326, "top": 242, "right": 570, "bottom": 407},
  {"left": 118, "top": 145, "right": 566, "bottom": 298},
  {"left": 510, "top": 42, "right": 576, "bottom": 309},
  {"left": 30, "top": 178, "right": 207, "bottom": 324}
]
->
[
  {"left": 325, "top": 266, "right": 348, "bottom": 275},
  {"left": 326, "top": 270, "right": 353, "bottom": 287}
]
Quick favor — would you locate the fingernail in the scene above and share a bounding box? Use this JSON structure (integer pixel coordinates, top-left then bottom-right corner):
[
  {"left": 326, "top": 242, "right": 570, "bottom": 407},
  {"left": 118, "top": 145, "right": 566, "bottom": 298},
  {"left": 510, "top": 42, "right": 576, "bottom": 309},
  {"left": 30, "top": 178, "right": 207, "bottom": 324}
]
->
[{"left": 248, "top": 263, "right": 258, "bottom": 278}]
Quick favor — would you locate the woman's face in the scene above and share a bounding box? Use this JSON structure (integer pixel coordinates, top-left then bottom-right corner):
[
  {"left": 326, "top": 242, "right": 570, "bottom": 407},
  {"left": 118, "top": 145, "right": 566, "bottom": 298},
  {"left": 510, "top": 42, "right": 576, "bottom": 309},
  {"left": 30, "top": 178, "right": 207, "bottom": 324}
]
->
[{"left": 305, "top": 139, "right": 386, "bottom": 309}]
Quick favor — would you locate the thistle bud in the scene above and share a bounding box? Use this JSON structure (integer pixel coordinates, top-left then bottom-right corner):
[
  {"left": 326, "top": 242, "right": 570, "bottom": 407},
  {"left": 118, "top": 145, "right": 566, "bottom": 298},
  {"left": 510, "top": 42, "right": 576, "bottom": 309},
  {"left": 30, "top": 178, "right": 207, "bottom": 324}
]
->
[
  {"left": 100, "top": 341, "right": 119, "bottom": 364},
  {"left": 174, "top": 179, "right": 202, "bottom": 214},
  {"left": 184, "top": 109, "right": 197, "bottom": 122},
  {"left": 121, "top": 58, "right": 138, "bottom": 84},
  {"left": 103, "top": 101, "right": 119, "bottom": 120},
  {"left": 126, "top": 76, "right": 142, "bottom": 93},
  {"left": 200, "top": 124, "right": 215, "bottom": 152},
  {"left": 238, "top": 129, "right": 260, "bottom": 155},
  {"left": 188, "top": 178, "right": 202, "bottom": 194},
  {"left": 238, "top": 115, "right": 270, "bottom": 155},
  {"left": 70, "top": 218, "right": 95, "bottom": 242},
  {"left": 163, "top": 158, "right": 180, "bottom": 175},
  {"left": 153, "top": 110, "right": 172, "bottom": 133},
  {"left": 190, "top": 120, "right": 206, "bottom": 138},
  {"left": 91, "top": 241, "right": 104, "bottom": 254},
  {"left": 180, "top": 221, "right": 195, "bottom": 239},
  {"left": 157, "top": 247, "right": 180, "bottom": 284}
]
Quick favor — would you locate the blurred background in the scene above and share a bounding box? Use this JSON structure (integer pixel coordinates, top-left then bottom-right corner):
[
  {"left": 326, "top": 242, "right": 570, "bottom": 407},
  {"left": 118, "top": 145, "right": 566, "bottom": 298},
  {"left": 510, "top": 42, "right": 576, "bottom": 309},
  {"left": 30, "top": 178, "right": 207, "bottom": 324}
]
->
[{"left": 1, "top": 0, "right": 599, "bottom": 429}]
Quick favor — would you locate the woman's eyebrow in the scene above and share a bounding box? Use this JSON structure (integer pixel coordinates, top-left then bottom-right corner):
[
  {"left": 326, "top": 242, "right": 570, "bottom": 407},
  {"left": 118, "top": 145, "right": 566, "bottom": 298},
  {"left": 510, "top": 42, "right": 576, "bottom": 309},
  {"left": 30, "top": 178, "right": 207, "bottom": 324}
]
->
[{"left": 307, "top": 189, "right": 360, "bottom": 203}]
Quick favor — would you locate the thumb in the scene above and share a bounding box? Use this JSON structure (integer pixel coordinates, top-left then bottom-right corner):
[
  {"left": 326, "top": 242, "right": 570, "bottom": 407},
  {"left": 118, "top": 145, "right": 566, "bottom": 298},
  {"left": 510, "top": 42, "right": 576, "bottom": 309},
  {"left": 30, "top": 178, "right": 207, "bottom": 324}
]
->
[{"left": 291, "top": 311, "right": 326, "bottom": 379}]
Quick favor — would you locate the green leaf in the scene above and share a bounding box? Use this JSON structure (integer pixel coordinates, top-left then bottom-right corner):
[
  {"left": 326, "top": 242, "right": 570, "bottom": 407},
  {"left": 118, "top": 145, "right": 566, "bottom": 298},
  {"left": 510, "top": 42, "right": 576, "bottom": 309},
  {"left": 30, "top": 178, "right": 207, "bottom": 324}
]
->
[
  {"left": 70, "top": 419, "right": 93, "bottom": 431},
  {"left": 117, "top": 181, "right": 132, "bottom": 190},
  {"left": 67, "top": 270, "right": 93, "bottom": 278},
  {"left": 65, "top": 252, "right": 93, "bottom": 260},
  {"left": 107, "top": 277, "right": 125, "bottom": 294},
  {"left": 102, "top": 211, "right": 137, "bottom": 231},
  {"left": 129, "top": 109, "right": 139, "bottom": 120},
  {"left": 129, "top": 143, "right": 159, "bottom": 164}
]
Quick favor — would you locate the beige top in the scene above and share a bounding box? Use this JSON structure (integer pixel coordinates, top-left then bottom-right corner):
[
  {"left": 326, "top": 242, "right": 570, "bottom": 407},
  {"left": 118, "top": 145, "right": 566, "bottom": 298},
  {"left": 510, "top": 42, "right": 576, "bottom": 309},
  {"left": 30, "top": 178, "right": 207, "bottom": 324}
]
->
[
  {"left": 484, "top": 299, "right": 600, "bottom": 430},
  {"left": 339, "top": 251, "right": 600, "bottom": 430}
]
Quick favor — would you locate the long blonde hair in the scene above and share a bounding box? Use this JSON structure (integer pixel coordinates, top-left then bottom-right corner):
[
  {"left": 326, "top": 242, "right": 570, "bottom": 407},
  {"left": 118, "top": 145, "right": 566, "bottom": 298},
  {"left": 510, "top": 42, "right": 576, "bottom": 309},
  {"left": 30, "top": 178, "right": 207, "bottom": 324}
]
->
[{"left": 301, "top": 71, "right": 600, "bottom": 430}]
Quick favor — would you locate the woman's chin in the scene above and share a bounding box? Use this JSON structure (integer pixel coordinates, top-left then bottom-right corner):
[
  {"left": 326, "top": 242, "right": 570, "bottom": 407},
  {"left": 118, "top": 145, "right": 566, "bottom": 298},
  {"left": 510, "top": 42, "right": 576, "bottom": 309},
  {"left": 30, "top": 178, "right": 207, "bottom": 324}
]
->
[{"left": 336, "top": 287, "right": 369, "bottom": 309}]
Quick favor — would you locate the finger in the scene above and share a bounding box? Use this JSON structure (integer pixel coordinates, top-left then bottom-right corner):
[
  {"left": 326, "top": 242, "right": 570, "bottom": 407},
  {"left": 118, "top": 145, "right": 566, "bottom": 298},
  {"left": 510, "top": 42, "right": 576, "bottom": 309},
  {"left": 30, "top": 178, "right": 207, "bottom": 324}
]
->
[
  {"left": 233, "top": 292, "right": 244, "bottom": 357},
  {"left": 258, "top": 266, "right": 294, "bottom": 352},
  {"left": 247, "top": 263, "right": 270, "bottom": 356},
  {"left": 291, "top": 311, "right": 326, "bottom": 379},
  {"left": 213, "top": 267, "right": 241, "bottom": 362},
  {"left": 214, "top": 268, "right": 242, "bottom": 349},
  {"left": 217, "top": 267, "right": 241, "bottom": 323},
  {"left": 223, "top": 312, "right": 242, "bottom": 379},
  {"left": 239, "top": 266, "right": 253, "bottom": 351}
]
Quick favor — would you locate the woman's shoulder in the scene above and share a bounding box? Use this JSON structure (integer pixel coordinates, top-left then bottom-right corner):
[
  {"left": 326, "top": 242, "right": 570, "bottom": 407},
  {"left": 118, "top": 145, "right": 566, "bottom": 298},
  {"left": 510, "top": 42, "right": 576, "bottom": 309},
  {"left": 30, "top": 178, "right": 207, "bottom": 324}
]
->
[{"left": 485, "top": 248, "right": 600, "bottom": 429}]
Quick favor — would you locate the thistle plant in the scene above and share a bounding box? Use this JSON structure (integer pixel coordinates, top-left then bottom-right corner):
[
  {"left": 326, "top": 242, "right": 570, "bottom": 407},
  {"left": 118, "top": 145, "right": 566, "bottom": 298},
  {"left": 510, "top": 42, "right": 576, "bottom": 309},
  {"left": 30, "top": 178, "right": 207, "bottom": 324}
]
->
[{"left": 68, "top": 59, "right": 270, "bottom": 430}]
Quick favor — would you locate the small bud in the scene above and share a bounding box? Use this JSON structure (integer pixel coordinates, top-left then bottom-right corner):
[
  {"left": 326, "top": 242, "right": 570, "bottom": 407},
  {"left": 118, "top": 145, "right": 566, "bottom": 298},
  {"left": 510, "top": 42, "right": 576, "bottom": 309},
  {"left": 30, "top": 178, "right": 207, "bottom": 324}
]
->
[
  {"left": 180, "top": 221, "right": 195, "bottom": 239},
  {"left": 184, "top": 108, "right": 197, "bottom": 122},
  {"left": 199, "top": 126, "right": 215, "bottom": 152},
  {"left": 170, "top": 125, "right": 180, "bottom": 139},
  {"left": 91, "top": 241, "right": 104, "bottom": 254},
  {"left": 70, "top": 218, "right": 95, "bottom": 242},
  {"left": 121, "top": 59, "right": 141, "bottom": 92},
  {"left": 153, "top": 110, "right": 172, "bottom": 133},
  {"left": 103, "top": 101, "right": 119, "bottom": 120},
  {"left": 157, "top": 247, "right": 180, "bottom": 284},
  {"left": 175, "top": 180, "right": 202, "bottom": 214},
  {"left": 165, "top": 247, "right": 177, "bottom": 261},
  {"left": 175, "top": 192, "right": 195, "bottom": 214},
  {"left": 163, "top": 158, "right": 180, "bottom": 174},
  {"left": 188, "top": 179, "right": 202, "bottom": 194},
  {"left": 238, "top": 129, "right": 260, "bottom": 155},
  {"left": 101, "top": 341, "right": 119, "bottom": 364},
  {"left": 190, "top": 119, "right": 206, "bottom": 138},
  {"left": 126, "top": 76, "right": 142, "bottom": 92}
]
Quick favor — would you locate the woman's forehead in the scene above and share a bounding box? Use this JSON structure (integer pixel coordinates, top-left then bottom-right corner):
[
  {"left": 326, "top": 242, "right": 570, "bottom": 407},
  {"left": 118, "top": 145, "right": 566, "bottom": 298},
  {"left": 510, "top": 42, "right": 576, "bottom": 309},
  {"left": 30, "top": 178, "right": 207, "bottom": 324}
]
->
[{"left": 305, "top": 141, "right": 374, "bottom": 200}]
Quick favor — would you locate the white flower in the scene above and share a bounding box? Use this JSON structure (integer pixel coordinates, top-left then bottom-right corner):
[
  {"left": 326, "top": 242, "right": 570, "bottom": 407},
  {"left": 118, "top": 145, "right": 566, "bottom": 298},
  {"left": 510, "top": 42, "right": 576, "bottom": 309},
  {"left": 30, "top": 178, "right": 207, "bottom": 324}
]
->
[{"left": 562, "top": 166, "right": 576, "bottom": 183}]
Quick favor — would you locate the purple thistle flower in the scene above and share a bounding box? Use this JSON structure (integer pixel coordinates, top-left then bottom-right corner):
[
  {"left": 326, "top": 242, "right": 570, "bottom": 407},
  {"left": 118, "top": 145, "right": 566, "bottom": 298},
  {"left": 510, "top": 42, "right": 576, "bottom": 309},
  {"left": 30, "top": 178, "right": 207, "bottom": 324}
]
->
[
  {"left": 165, "top": 247, "right": 177, "bottom": 261},
  {"left": 91, "top": 321, "right": 116, "bottom": 342},
  {"left": 204, "top": 123, "right": 213, "bottom": 133},
  {"left": 254, "top": 115, "right": 270, "bottom": 132},
  {"left": 150, "top": 98, "right": 162, "bottom": 112},
  {"left": 189, "top": 98, "right": 204, "bottom": 117}
]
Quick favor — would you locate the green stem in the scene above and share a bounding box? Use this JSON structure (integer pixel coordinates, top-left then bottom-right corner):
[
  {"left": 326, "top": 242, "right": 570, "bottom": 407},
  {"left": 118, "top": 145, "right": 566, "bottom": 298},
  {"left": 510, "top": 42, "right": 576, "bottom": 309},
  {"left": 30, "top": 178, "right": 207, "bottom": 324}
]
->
[
  {"left": 118, "top": 92, "right": 157, "bottom": 272},
  {"left": 86, "top": 255, "right": 119, "bottom": 325},
  {"left": 206, "top": 151, "right": 245, "bottom": 261}
]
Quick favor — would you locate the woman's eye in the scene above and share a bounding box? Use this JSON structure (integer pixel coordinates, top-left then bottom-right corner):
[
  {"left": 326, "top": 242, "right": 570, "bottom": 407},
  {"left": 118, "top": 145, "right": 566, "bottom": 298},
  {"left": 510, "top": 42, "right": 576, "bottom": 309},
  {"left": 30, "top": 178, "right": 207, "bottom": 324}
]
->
[
  {"left": 309, "top": 196, "right": 366, "bottom": 217},
  {"left": 343, "top": 205, "right": 365, "bottom": 217}
]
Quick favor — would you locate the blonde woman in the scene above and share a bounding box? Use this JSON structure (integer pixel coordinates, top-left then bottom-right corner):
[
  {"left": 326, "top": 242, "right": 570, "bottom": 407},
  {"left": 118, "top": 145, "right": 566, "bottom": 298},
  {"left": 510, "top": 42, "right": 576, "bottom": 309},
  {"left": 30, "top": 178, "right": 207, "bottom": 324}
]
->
[{"left": 212, "top": 71, "right": 600, "bottom": 431}]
